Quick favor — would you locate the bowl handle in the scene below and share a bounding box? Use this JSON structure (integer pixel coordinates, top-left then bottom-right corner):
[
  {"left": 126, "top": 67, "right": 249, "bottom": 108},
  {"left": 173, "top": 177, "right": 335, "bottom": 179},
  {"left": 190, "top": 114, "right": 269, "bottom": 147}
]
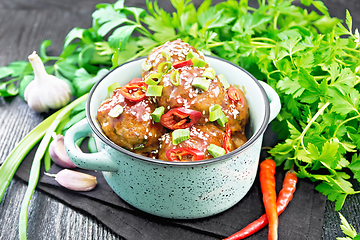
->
[
  {"left": 64, "top": 118, "right": 118, "bottom": 172},
  {"left": 258, "top": 81, "right": 281, "bottom": 123}
]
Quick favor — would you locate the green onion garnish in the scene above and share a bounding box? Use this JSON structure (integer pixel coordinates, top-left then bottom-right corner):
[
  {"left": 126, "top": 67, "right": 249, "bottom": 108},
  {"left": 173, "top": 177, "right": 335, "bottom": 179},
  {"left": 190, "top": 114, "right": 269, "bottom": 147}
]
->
[
  {"left": 218, "top": 74, "right": 230, "bottom": 89},
  {"left": 217, "top": 111, "right": 228, "bottom": 127},
  {"left": 186, "top": 50, "right": 207, "bottom": 67},
  {"left": 151, "top": 106, "right": 165, "bottom": 122},
  {"left": 209, "top": 104, "right": 228, "bottom": 127},
  {"left": 157, "top": 62, "right": 172, "bottom": 74},
  {"left": 209, "top": 104, "right": 222, "bottom": 121},
  {"left": 201, "top": 68, "right": 216, "bottom": 80},
  {"left": 172, "top": 129, "right": 190, "bottom": 145},
  {"left": 170, "top": 70, "right": 180, "bottom": 86},
  {"left": 108, "top": 105, "right": 124, "bottom": 117},
  {"left": 145, "top": 73, "right": 162, "bottom": 85},
  {"left": 107, "top": 82, "right": 120, "bottom": 97},
  {"left": 192, "top": 77, "right": 210, "bottom": 91},
  {"left": 134, "top": 144, "right": 145, "bottom": 150},
  {"left": 162, "top": 49, "right": 171, "bottom": 61},
  {"left": 195, "top": 58, "right": 207, "bottom": 67},
  {"left": 142, "top": 61, "right": 152, "bottom": 71},
  {"left": 146, "top": 85, "right": 163, "bottom": 97},
  {"left": 207, "top": 144, "right": 226, "bottom": 158},
  {"left": 186, "top": 50, "right": 199, "bottom": 60}
]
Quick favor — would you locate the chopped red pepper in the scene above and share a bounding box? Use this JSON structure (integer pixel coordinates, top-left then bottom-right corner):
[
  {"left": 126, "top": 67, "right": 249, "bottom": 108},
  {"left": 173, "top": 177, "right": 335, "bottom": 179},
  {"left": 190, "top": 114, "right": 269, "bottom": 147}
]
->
[
  {"left": 119, "top": 81, "right": 147, "bottom": 102},
  {"left": 223, "top": 123, "right": 232, "bottom": 154},
  {"left": 166, "top": 147, "right": 205, "bottom": 162},
  {"left": 172, "top": 59, "right": 193, "bottom": 69},
  {"left": 228, "top": 86, "right": 244, "bottom": 103},
  {"left": 129, "top": 77, "right": 144, "bottom": 84},
  {"left": 160, "top": 107, "right": 201, "bottom": 130}
]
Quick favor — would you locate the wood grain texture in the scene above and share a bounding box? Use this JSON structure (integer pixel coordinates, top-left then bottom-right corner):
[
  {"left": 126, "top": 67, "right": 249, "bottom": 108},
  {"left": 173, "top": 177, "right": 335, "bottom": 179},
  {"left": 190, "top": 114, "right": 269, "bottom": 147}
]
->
[{"left": 0, "top": 0, "right": 359, "bottom": 239}]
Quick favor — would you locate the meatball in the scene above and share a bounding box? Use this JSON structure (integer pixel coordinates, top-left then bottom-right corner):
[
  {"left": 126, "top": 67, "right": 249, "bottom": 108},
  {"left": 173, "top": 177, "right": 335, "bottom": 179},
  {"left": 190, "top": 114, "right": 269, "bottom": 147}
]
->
[
  {"left": 158, "top": 124, "right": 229, "bottom": 161},
  {"left": 141, "top": 39, "right": 206, "bottom": 80},
  {"left": 97, "top": 89, "right": 165, "bottom": 156},
  {"left": 221, "top": 85, "right": 249, "bottom": 133},
  {"left": 158, "top": 67, "right": 226, "bottom": 124},
  {"left": 232, "top": 131, "right": 248, "bottom": 149}
]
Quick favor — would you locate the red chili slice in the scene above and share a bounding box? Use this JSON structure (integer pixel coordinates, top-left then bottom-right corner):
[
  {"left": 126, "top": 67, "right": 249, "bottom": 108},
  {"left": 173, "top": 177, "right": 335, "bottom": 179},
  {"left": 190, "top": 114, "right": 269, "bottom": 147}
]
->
[
  {"left": 172, "top": 59, "right": 193, "bottom": 69},
  {"left": 119, "top": 81, "right": 147, "bottom": 102},
  {"left": 223, "top": 123, "right": 232, "bottom": 154},
  {"left": 160, "top": 107, "right": 201, "bottom": 130},
  {"left": 129, "top": 78, "right": 144, "bottom": 84},
  {"left": 166, "top": 147, "right": 205, "bottom": 162},
  {"left": 228, "top": 86, "right": 244, "bottom": 103}
]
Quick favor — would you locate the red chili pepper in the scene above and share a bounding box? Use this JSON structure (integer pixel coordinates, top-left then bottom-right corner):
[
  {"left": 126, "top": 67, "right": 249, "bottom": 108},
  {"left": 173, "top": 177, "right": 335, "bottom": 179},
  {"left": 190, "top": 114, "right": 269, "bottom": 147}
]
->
[
  {"left": 129, "top": 77, "right": 144, "bottom": 83},
  {"left": 223, "top": 123, "right": 232, "bottom": 154},
  {"left": 119, "top": 81, "right": 147, "bottom": 102},
  {"left": 228, "top": 86, "right": 244, "bottom": 103},
  {"left": 160, "top": 107, "right": 201, "bottom": 130},
  {"left": 260, "top": 159, "right": 278, "bottom": 240},
  {"left": 172, "top": 59, "right": 193, "bottom": 68},
  {"left": 166, "top": 147, "right": 205, "bottom": 162},
  {"left": 223, "top": 170, "right": 297, "bottom": 240}
]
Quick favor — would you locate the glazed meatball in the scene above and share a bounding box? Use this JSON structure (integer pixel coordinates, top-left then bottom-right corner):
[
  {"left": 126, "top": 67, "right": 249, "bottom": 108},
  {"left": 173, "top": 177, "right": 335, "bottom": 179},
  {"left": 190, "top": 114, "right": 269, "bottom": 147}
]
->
[
  {"left": 158, "top": 67, "right": 226, "bottom": 124},
  {"left": 141, "top": 39, "right": 206, "bottom": 80},
  {"left": 231, "top": 131, "right": 248, "bottom": 149},
  {"left": 158, "top": 124, "right": 231, "bottom": 161},
  {"left": 97, "top": 89, "right": 165, "bottom": 156}
]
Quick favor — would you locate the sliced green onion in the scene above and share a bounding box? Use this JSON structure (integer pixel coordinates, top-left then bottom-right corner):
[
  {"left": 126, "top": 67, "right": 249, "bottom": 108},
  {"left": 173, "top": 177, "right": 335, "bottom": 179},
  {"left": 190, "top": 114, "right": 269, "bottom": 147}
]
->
[
  {"left": 218, "top": 74, "right": 230, "bottom": 89},
  {"left": 142, "top": 61, "right": 152, "bottom": 71},
  {"left": 209, "top": 104, "right": 222, "bottom": 121},
  {"left": 186, "top": 50, "right": 199, "bottom": 60},
  {"left": 146, "top": 85, "right": 163, "bottom": 97},
  {"left": 157, "top": 62, "right": 172, "bottom": 74},
  {"left": 201, "top": 68, "right": 216, "bottom": 80},
  {"left": 107, "top": 82, "right": 120, "bottom": 97},
  {"left": 172, "top": 129, "right": 190, "bottom": 145},
  {"left": 187, "top": 50, "right": 207, "bottom": 67},
  {"left": 151, "top": 106, "right": 165, "bottom": 122},
  {"left": 162, "top": 48, "right": 171, "bottom": 61},
  {"left": 207, "top": 144, "right": 226, "bottom": 158},
  {"left": 194, "top": 58, "right": 207, "bottom": 67},
  {"left": 145, "top": 72, "right": 162, "bottom": 85},
  {"left": 108, "top": 105, "right": 124, "bottom": 117},
  {"left": 170, "top": 70, "right": 180, "bottom": 86},
  {"left": 134, "top": 144, "right": 145, "bottom": 150},
  {"left": 217, "top": 111, "right": 228, "bottom": 127},
  {"left": 192, "top": 77, "right": 210, "bottom": 91}
]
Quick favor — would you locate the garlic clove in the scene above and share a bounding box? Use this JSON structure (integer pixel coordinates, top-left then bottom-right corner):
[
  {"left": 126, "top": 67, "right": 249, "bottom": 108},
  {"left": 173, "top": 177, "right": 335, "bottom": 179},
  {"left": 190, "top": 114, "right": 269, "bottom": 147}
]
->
[
  {"left": 49, "top": 133, "right": 77, "bottom": 168},
  {"left": 45, "top": 169, "right": 97, "bottom": 191},
  {"left": 25, "top": 51, "right": 71, "bottom": 113}
]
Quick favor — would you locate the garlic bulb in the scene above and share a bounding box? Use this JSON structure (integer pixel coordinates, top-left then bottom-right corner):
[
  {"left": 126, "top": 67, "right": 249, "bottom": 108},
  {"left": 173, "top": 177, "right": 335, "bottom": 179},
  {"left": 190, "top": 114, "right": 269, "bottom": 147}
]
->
[
  {"left": 45, "top": 169, "right": 97, "bottom": 191},
  {"left": 49, "top": 133, "right": 77, "bottom": 168},
  {"left": 24, "top": 51, "right": 71, "bottom": 112}
]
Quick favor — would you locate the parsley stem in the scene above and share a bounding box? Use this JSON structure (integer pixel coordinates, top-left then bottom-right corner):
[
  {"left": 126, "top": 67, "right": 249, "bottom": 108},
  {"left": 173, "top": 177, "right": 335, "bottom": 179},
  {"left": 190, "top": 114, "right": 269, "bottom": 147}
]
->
[
  {"left": 207, "top": 42, "right": 227, "bottom": 48},
  {"left": 273, "top": 11, "right": 280, "bottom": 30},
  {"left": 252, "top": 37, "right": 277, "bottom": 44},
  {"left": 135, "top": 25, "right": 154, "bottom": 39},
  {"left": 333, "top": 115, "right": 360, "bottom": 137},
  {"left": 344, "top": 47, "right": 360, "bottom": 54},
  {"left": 298, "top": 102, "right": 330, "bottom": 153},
  {"left": 4, "top": 76, "right": 21, "bottom": 85}
]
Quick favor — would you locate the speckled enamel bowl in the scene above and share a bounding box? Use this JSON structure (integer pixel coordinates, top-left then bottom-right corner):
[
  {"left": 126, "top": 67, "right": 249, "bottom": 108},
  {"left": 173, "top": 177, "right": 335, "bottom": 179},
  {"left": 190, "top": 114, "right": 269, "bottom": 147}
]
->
[{"left": 64, "top": 56, "right": 281, "bottom": 219}]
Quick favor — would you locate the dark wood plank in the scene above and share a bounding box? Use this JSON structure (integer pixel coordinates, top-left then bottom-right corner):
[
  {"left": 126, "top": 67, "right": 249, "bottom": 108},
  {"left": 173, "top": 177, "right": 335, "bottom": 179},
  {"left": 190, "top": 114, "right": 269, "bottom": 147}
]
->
[{"left": 0, "top": 1, "right": 359, "bottom": 240}]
